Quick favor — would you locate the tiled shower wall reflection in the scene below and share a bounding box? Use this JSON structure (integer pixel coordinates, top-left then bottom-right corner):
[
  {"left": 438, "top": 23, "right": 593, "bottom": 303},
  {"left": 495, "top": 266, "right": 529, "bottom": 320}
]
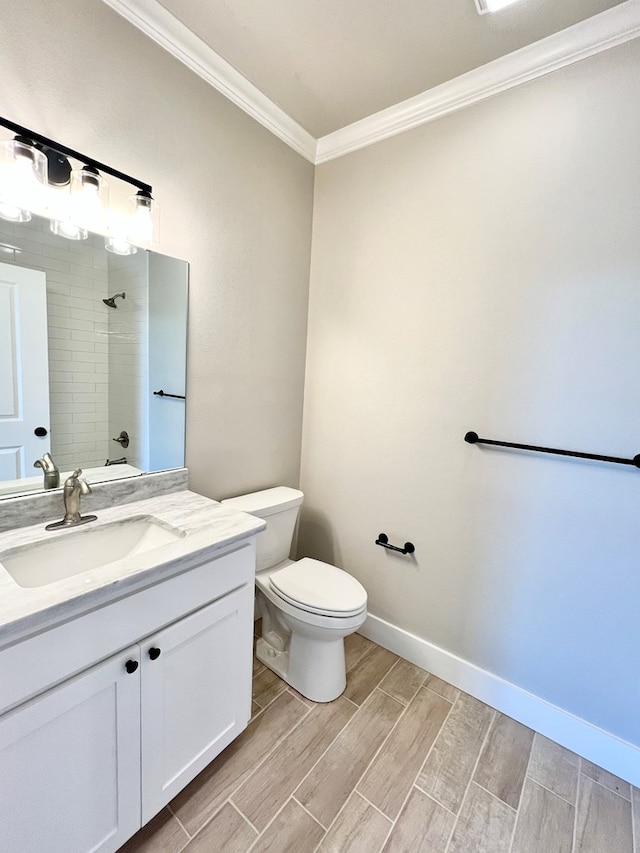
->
[
  {"left": 0, "top": 218, "right": 110, "bottom": 470},
  {"left": 0, "top": 217, "right": 147, "bottom": 472},
  {"left": 107, "top": 252, "right": 148, "bottom": 470}
]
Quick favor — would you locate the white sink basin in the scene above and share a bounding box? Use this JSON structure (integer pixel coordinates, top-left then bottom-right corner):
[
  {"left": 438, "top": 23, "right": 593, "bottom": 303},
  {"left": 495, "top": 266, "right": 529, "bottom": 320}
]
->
[{"left": 0, "top": 516, "right": 186, "bottom": 588}]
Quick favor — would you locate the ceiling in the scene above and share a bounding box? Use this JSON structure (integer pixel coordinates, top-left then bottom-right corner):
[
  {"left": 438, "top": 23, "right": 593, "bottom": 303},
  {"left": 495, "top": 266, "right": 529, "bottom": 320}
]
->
[{"left": 157, "top": 0, "right": 624, "bottom": 138}]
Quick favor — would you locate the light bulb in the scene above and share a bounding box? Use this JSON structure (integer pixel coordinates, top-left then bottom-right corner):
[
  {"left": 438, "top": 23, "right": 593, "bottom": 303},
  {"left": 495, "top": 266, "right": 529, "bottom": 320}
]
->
[
  {"left": 70, "top": 167, "right": 108, "bottom": 232},
  {"left": 0, "top": 137, "right": 47, "bottom": 218},
  {"left": 47, "top": 183, "right": 88, "bottom": 241},
  {"left": 105, "top": 234, "right": 137, "bottom": 255},
  {"left": 128, "top": 190, "right": 158, "bottom": 248},
  {"left": 132, "top": 204, "right": 153, "bottom": 245},
  {"left": 0, "top": 201, "right": 31, "bottom": 222},
  {"left": 50, "top": 219, "right": 87, "bottom": 240}
]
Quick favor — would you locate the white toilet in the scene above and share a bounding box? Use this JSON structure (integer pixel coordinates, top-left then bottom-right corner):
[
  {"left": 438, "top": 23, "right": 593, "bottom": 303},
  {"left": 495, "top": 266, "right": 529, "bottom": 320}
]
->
[{"left": 222, "top": 486, "right": 367, "bottom": 703}]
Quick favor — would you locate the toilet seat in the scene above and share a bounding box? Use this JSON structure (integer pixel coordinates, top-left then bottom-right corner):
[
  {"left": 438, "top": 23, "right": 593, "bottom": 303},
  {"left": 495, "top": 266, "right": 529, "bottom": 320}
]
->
[{"left": 269, "top": 558, "right": 367, "bottom": 618}]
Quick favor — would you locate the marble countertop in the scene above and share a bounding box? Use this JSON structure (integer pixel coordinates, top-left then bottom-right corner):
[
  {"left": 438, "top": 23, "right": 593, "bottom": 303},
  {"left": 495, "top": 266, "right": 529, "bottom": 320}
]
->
[{"left": 0, "top": 489, "right": 265, "bottom": 649}]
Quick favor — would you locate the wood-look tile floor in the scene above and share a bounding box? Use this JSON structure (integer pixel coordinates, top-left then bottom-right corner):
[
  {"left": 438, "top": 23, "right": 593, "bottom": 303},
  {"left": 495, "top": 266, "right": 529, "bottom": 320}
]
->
[{"left": 120, "top": 626, "right": 639, "bottom": 853}]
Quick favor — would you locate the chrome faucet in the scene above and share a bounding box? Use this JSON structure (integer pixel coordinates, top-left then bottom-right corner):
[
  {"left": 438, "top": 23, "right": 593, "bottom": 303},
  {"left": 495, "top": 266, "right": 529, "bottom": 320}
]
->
[
  {"left": 33, "top": 452, "right": 60, "bottom": 490},
  {"left": 45, "top": 469, "right": 98, "bottom": 531}
]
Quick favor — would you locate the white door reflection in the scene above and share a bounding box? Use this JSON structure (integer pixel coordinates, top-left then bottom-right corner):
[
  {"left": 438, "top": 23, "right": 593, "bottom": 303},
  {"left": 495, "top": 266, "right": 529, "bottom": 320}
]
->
[{"left": 0, "top": 262, "right": 50, "bottom": 480}]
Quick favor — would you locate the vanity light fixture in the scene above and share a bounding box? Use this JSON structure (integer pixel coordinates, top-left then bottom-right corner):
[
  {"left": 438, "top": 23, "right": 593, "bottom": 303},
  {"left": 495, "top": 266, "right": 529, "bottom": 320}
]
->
[
  {"left": 0, "top": 136, "right": 48, "bottom": 222},
  {"left": 0, "top": 115, "right": 158, "bottom": 253},
  {"left": 474, "top": 0, "right": 524, "bottom": 13}
]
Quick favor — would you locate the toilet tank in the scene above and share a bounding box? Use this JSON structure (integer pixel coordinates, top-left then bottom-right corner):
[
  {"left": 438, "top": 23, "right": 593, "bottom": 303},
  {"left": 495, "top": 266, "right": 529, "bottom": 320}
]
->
[{"left": 221, "top": 487, "right": 304, "bottom": 572}]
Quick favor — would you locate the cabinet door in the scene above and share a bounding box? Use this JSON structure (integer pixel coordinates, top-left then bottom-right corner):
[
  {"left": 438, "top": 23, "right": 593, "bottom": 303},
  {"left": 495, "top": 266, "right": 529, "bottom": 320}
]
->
[
  {"left": 0, "top": 647, "right": 141, "bottom": 853},
  {"left": 141, "top": 585, "right": 253, "bottom": 821}
]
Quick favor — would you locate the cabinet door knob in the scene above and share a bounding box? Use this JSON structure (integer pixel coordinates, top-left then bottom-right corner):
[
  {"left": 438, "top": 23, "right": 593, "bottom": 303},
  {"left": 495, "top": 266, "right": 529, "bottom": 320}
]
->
[
  {"left": 148, "top": 647, "right": 161, "bottom": 660},
  {"left": 125, "top": 659, "right": 139, "bottom": 674}
]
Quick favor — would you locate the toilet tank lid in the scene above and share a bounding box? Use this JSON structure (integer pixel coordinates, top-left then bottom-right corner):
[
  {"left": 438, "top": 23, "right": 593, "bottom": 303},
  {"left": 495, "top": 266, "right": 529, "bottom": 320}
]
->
[{"left": 221, "top": 486, "right": 304, "bottom": 516}]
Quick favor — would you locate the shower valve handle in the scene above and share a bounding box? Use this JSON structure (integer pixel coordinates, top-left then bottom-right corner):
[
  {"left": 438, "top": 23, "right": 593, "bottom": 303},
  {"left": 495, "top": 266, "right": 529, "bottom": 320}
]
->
[{"left": 113, "top": 430, "right": 130, "bottom": 448}]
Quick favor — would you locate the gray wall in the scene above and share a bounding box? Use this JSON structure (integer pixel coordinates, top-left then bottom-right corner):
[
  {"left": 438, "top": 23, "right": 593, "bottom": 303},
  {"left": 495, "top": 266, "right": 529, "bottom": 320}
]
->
[
  {"left": 300, "top": 40, "right": 640, "bottom": 748},
  {"left": 0, "top": 0, "right": 314, "bottom": 500},
  {"left": 5, "top": 0, "right": 640, "bottom": 761}
]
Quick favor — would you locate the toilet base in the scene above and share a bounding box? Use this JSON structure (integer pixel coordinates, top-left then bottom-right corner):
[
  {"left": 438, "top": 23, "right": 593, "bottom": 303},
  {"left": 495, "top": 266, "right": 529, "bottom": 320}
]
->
[
  {"left": 256, "top": 631, "right": 347, "bottom": 703},
  {"left": 256, "top": 637, "right": 292, "bottom": 691},
  {"left": 255, "top": 575, "right": 366, "bottom": 703}
]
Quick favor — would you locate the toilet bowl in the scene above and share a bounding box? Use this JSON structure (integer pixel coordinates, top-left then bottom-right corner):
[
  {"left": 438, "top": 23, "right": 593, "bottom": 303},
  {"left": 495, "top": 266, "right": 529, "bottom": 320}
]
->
[{"left": 222, "top": 488, "right": 367, "bottom": 702}]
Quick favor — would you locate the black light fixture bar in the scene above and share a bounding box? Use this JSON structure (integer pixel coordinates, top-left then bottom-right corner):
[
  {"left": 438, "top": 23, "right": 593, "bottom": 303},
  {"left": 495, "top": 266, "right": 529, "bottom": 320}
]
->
[
  {"left": 464, "top": 431, "right": 640, "bottom": 468},
  {"left": 0, "top": 115, "right": 152, "bottom": 195}
]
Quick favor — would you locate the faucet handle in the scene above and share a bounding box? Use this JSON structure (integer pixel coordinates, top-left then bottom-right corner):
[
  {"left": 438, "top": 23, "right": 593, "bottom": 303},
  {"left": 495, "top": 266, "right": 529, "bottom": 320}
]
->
[
  {"left": 66, "top": 469, "right": 92, "bottom": 495},
  {"left": 43, "top": 452, "right": 58, "bottom": 471},
  {"left": 34, "top": 452, "right": 58, "bottom": 473}
]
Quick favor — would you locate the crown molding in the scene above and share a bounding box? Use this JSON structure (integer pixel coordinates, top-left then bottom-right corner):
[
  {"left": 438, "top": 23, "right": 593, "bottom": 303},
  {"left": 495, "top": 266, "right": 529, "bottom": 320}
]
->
[
  {"left": 316, "top": 0, "right": 640, "bottom": 164},
  {"left": 101, "top": 0, "right": 318, "bottom": 163},
  {"left": 102, "top": 0, "right": 640, "bottom": 167}
]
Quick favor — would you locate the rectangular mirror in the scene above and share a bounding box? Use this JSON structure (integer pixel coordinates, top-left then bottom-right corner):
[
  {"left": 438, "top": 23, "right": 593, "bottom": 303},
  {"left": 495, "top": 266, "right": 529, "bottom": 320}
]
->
[{"left": 0, "top": 214, "right": 187, "bottom": 499}]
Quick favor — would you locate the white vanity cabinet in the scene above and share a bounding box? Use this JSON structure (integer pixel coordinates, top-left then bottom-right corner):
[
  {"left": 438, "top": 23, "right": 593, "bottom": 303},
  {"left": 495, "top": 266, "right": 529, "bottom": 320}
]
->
[
  {"left": 0, "top": 542, "right": 255, "bottom": 853},
  {"left": 141, "top": 585, "right": 251, "bottom": 821},
  {"left": 0, "top": 645, "right": 141, "bottom": 853}
]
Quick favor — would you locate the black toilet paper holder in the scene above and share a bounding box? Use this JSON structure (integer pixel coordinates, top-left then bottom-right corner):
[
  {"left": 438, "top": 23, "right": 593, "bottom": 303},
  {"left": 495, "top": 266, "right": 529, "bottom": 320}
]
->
[{"left": 375, "top": 533, "right": 415, "bottom": 555}]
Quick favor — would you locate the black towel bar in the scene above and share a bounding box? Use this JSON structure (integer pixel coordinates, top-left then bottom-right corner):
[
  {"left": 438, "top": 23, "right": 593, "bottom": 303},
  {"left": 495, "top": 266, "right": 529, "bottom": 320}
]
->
[
  {"left": 153, "top": 389, "right": 186, "bottom": 400},
  {"left": 464, "top": 431, "right": 640, "bottom": 468}
]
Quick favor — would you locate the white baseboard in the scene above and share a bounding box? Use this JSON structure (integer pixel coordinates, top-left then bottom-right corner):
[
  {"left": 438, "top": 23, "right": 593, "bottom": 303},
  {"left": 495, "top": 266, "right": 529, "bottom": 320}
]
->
[{"left": 360, "top": 613, "right": 640, "bottom": 787}]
